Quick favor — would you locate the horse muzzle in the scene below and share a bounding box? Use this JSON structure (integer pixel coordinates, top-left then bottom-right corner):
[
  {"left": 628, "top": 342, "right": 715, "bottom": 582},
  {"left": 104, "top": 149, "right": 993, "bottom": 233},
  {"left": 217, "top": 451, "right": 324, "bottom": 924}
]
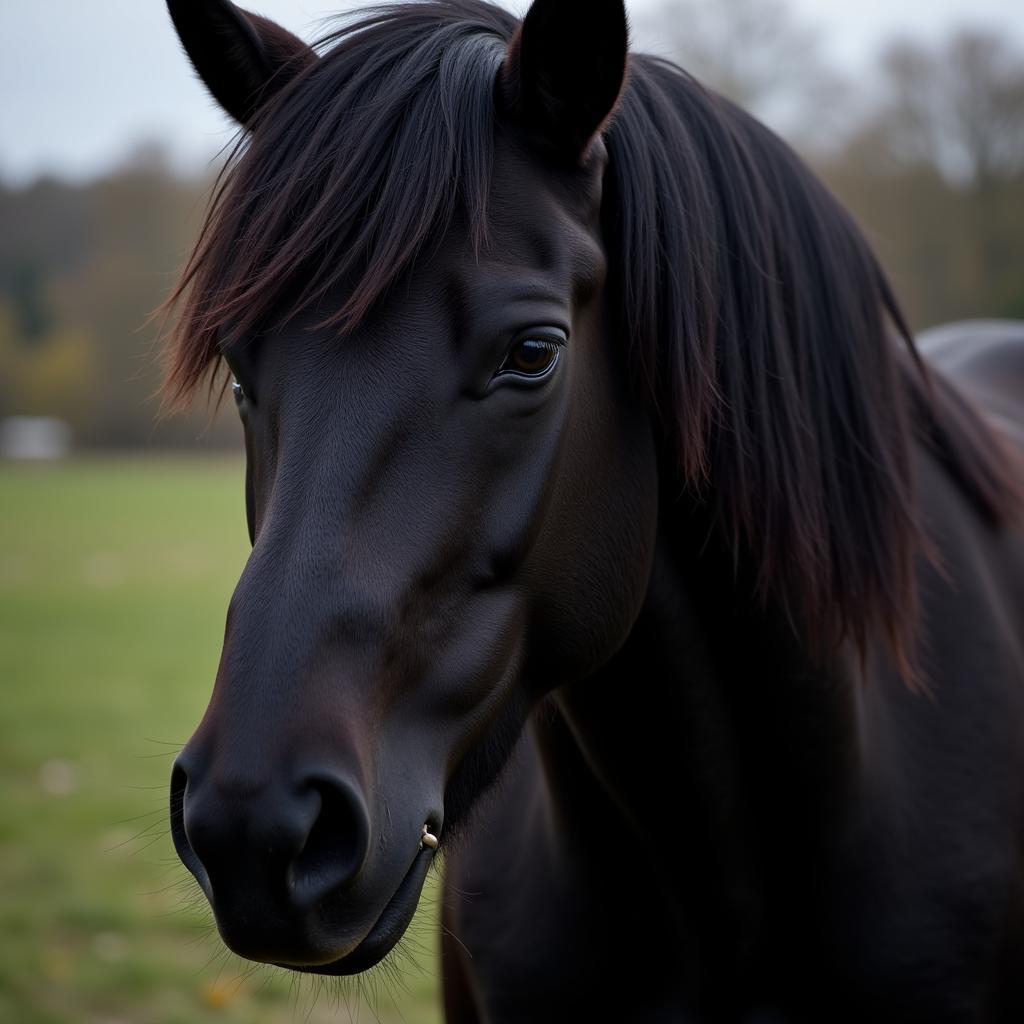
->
[{"left": 169, "top": 749, "right": 439, "bottom": 971}]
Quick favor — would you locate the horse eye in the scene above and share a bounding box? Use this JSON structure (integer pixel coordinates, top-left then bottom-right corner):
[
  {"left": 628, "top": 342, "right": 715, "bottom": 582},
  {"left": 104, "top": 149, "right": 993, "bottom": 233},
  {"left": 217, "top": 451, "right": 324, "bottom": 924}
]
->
[
  {"left": 497, "top": 335, "right": 563, "bottom": 380},
  {"left": 231, "top": 378, "right": 245, "bottom": 404}
]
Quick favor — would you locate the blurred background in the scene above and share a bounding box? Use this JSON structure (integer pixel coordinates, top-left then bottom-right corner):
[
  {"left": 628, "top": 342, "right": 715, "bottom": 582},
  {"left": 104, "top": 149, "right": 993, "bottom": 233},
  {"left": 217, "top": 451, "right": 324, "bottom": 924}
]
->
[{"left": 1, "top": 0, "right": 1022, "bottom": 1022}]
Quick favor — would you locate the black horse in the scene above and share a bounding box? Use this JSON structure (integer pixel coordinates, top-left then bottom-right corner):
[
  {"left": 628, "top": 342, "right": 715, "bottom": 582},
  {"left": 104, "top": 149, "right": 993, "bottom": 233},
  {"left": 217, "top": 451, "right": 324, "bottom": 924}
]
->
[{"left": 162, "top": 1, "right": 1024, "bottom": 1020}]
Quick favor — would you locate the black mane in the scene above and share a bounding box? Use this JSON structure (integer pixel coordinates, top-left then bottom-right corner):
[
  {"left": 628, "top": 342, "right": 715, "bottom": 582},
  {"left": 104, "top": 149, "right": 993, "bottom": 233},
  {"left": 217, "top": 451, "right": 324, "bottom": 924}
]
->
[{"left": 164, "top": 0, "right": 1021, "bottom": 674}]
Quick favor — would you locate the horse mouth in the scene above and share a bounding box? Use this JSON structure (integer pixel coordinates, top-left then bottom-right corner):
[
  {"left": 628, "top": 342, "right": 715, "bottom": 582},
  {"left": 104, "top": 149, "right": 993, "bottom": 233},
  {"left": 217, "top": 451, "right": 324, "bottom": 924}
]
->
[{"left": 282, "top": 842, "right": 435, "bottom": 976}]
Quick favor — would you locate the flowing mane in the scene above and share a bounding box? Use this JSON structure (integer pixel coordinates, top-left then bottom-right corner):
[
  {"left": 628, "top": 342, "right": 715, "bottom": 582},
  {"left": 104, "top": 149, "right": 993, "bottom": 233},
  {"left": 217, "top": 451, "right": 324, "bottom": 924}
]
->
[{"left": 163, "top": 0, "right": 1021, "bottom": 674}]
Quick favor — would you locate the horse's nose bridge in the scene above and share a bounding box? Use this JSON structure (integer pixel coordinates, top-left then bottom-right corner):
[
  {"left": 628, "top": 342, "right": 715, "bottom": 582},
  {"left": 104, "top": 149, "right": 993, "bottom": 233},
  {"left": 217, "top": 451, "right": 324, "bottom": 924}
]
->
[
  {"left": 207, "top": 516, "right": 419, "bottom": 758},
  {"left": 221, "top": 520, "right": 337, "bottom": 666},
  {"left": 238, "top": 404, "right": 473, "bottom": 656},
  {"left": 227, "top": 487, "right": 443, "bottom": 661},
  {"left": 226, "top": 560, "right": 390, "bottom": 678}
]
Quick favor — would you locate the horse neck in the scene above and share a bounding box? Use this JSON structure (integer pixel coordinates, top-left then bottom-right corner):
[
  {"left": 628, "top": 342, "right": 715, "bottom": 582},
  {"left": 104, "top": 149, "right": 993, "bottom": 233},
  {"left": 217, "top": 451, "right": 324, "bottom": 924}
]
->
[{"left": 538, "top": 502, "right": 865, "bottom": 931}]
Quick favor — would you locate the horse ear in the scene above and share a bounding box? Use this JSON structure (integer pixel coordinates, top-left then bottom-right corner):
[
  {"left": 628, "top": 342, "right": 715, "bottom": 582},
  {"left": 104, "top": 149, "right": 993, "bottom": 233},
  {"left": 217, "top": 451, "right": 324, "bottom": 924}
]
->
[
  {"left": 499, "top": 0, "right": 628, "bottom": 163},
  {"left": 166, "top": 0, "right": 316, "bottom": 126}
]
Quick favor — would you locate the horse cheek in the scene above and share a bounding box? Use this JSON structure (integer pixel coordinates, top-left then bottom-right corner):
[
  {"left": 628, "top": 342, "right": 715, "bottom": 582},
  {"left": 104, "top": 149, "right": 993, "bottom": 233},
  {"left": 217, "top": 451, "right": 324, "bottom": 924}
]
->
[{"left": 526, "top": 341, "right": 658, "bottom": 683}]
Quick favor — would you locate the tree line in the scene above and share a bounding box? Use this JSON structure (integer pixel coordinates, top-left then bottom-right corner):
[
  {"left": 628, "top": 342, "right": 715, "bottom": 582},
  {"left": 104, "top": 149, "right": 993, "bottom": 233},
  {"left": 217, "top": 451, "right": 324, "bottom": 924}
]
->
[{"left": 1, "top": 14, "right": 1022, "bottom": 449}]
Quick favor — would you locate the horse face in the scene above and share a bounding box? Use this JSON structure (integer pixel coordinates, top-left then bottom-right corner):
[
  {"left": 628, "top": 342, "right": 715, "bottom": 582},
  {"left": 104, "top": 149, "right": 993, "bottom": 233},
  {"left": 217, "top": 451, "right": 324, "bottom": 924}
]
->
[
  {"left": 168, "top": 0, "right": 653, "bottom": 975},
  {"left": 171, "top": 132, "right": 658, "bottom": 973}
]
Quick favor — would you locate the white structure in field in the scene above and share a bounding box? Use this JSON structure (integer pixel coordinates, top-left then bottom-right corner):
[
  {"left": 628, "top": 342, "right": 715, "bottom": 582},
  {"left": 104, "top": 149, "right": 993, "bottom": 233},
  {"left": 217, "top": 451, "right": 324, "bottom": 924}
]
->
[{"left": 0, "top": 417, "right": 72, "bottom": 460}]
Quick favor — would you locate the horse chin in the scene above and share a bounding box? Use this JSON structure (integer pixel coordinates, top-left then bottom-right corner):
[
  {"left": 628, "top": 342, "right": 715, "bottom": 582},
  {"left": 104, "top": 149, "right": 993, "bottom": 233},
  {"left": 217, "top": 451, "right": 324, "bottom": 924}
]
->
[{"left": 278, "top": 844, "right": 435, "bottom": 977}]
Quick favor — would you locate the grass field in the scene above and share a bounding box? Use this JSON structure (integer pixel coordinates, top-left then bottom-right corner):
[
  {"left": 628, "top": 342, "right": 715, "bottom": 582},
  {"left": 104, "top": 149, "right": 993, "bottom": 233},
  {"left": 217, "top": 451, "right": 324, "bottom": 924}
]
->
[{"left": 0, "top": 457, "right": 442, "bottom": 1024}]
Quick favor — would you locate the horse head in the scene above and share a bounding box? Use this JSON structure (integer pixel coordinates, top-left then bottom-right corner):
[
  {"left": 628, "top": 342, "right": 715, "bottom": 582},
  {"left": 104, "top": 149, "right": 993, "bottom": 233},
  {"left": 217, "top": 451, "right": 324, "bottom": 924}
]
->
[{"left": 166, "top": 0, "right": 659, "bottom": 973}]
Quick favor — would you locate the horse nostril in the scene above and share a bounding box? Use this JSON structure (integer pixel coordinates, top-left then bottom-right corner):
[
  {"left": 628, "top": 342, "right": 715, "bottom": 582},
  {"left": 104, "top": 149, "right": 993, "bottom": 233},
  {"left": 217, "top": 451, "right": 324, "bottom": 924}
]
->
[
  {"left": 169, "top": 756, "right": 371, "bottom": 919},
  {"left": 289, "top": 773, "right": 371, "bottom": 912},
  {"left": 169, "top": 759, "right": 211, "bottom": 896}
]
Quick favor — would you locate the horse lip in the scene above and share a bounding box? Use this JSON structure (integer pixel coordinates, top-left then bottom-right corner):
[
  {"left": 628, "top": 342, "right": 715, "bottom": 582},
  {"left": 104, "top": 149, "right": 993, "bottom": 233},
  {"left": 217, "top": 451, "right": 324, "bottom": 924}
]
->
[{"left": 281, "top": 842, "right": 436, "bottom": 976}]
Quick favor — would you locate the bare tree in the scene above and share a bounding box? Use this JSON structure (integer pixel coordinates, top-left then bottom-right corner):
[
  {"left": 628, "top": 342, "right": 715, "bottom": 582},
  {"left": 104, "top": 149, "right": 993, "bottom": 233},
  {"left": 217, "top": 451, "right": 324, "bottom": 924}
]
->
[
  {"left": 637, "top": 0, "right": 847, "bottom": 149},
  {"left": 821, "top": 28, "right": 1024, "bottom": 326},
  {"left": 876, "top": 30, "right": 1024, "bottom": 189}
]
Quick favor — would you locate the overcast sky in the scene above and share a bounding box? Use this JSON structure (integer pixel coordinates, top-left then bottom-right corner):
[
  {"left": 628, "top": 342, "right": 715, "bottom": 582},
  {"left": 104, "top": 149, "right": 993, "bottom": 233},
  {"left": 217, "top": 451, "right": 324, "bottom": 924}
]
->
[{"left": 2, "top": 0, "right": 1022, "bottom": 184}]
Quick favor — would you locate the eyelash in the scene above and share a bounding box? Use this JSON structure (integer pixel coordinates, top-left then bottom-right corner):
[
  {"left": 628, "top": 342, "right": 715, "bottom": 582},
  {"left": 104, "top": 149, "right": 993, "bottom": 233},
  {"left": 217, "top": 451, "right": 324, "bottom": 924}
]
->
[{"left": 494, "top": 329, "right": 567, "bottom": 383}]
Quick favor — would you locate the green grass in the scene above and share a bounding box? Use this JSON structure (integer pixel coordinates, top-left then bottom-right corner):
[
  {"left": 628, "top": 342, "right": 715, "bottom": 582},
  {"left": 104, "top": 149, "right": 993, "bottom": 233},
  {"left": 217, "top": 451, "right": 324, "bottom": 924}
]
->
[{"left": 0, "top": 457, "right": 441, "bottom": 1024}]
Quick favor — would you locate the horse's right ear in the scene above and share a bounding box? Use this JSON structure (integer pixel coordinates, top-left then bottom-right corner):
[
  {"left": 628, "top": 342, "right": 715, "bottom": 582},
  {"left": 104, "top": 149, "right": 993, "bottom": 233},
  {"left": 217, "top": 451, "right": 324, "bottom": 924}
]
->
[
  {"left": 166, "top": 0, "right": 316, "bottom": 126},
  {"left": 499, "top": 0, "right": 628, "bottom": 164}
]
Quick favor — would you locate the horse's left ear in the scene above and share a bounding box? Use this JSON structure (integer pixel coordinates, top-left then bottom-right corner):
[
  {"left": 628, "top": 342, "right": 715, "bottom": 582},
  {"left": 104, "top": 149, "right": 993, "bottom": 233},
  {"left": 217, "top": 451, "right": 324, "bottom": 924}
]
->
[
  {"left": 167, "top": 0, "right": 317, "bottom": 126},
  {"left": 499, "top": 0, "right": 629, "bottom": 163}
]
